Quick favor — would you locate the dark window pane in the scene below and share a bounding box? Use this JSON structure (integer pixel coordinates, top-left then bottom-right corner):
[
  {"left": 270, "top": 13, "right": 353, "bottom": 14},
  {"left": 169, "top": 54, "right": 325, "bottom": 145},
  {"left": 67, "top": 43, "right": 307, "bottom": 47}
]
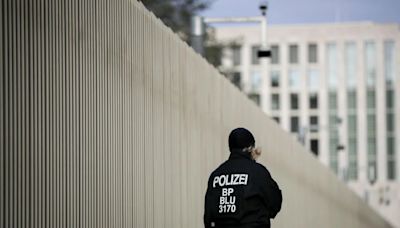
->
[
  {"left": 387, "top": 137, "right": 395, "bottom": 155},
  {"left": 289, "top": 44, "right": 298, "bottom": 64},
  {"left": 385, "top": 40, "right": 395, "bottom": 85},
  {"left": 291, "top": 93, "right": 299, "bottom": 110},
  {"left": 387, "top": 113, "right": 395, "bottom": 133},
  {"left": 232, "top": 45, "right": 241, "bottom": 66},
  {"left": 329, "top": 92, "right": 337, "bottom": 109},
  {"left": 347, "top": 90, "right": 357, "bottom": 108},
  {"left": 348, "top": 160, "right": 358, "bottom": 180},
  {"left": 367, "top": 114, "right": 376, "bottom": 136},
  {"left": 271, "top": 94, "right": 280, "bottom": 110},
  {"left": 308, "top": 43, "right": 318, "bottom": 63},
  {"left": 386, "top": 89, "right": 394, "bottom": 108},
  {"left": 309, "top": 93, "right": 318, "bottom": 109},
  {"left": 367, "top": 90, "right": 376, "bottom": 109},
  {"left": 310, "top": 116, "right": 318, "bottom": 132},
  {"left": 291, "top": 116, "right": 299, "bottom": 132},
  {"left": 271, "top": 71, "right": 280, "bottom": 87},
  {"left": 252, "top": 45, "right": 260, "bottom": 65},
  {"left": 348, "top": 138, "right": 357, "bottom": 155},
  {"left": 348, "top": 115, "right": 357, "bottom": 136},
  {"left": 388, "top": 160, "right": 396, "bottom": 180},
  {"left": 271, "top": 45, "right": 279, "bottom": 64},
  {"left": 310, "top": 139, "right": 319, "bottom": 156},
  {"left": 273, "top": 117, "right": 280, "bottom": 123},
  {"left": 368, "top": 162, "right": 377, "bottom": 183},
  {"left": 368, "top": 139, "right": 376, "bottom": 155}
]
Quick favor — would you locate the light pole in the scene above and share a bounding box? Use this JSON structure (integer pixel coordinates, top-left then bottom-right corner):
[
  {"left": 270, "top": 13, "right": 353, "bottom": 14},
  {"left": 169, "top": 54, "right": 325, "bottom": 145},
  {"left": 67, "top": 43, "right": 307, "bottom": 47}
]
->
[
  {"left": 190, "top": 3, "right": 271, "bottom": 59},
  {"left": 190, "top": 15, "right": 205, "bottom": 56}
]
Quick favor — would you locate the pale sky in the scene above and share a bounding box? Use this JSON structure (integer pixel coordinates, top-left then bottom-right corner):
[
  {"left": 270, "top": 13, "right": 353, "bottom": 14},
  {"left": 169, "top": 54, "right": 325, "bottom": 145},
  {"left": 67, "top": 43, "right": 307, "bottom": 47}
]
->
[{"left": 201, "top": 0, "right": 400, "bottom": 25}]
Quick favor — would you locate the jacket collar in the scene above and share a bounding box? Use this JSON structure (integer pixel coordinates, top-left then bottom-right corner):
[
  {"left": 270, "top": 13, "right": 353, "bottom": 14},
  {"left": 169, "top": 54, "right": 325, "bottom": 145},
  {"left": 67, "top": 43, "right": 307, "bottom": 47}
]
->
[{"left": 229, "top": 149, "right": 254, "bottom": 161}]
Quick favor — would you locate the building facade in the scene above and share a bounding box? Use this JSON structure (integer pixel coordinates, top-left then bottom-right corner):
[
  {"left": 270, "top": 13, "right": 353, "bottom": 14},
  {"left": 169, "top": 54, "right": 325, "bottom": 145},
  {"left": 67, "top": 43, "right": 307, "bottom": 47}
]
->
[{"left": 210, "top": 22, "right": 400, "bottom": 227}]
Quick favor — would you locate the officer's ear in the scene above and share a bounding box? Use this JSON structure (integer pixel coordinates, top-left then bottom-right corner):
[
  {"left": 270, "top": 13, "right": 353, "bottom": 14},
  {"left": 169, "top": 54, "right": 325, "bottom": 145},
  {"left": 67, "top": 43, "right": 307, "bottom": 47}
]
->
[{"left": 251, "top": 147, "right": 262, "bottom": 160}]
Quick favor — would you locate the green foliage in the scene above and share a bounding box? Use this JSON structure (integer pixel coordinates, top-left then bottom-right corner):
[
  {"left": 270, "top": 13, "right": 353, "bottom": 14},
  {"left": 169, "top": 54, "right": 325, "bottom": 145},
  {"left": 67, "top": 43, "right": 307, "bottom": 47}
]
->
[
  {"left": 140, "top": 0, "right": 212, "bottom": 41},
  {"left": 205, "top": 44, "right": 222, "bottom": 67}
]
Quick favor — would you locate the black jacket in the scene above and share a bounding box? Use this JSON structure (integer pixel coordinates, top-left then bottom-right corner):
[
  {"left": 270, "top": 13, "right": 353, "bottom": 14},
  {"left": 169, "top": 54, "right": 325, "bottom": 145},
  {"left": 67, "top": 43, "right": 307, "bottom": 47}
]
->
[{"left": 204, "top": 150, "right": 282, "bottom": 228}]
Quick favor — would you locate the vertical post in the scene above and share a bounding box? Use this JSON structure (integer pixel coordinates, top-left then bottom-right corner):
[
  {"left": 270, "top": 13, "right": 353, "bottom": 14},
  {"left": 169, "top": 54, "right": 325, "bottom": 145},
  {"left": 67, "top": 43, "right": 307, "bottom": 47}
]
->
[
  {"left": 191, "top": 15, "right": 205, "bottom": 56},
  {"left": 260, "top": 16, "right": 267, "bottom": 51},
  {"left": 259, "top": 7, "right": 270, "bottom": 112}
]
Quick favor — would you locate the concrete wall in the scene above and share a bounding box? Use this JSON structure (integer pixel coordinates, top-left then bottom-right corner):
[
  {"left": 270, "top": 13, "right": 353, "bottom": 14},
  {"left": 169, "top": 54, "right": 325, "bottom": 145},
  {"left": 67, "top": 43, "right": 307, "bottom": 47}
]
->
[{"left": 0, "top": 0, "right": 392, "bottom": 227}]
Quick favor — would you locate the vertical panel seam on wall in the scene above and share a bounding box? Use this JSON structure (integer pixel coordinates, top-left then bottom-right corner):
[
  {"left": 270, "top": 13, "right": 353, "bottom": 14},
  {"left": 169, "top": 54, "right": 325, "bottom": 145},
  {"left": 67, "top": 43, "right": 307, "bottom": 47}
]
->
[
  {"left": 0, "top": 0, "right": 3, "bottom": 224},
  {"left": 4, "top": 0, "right": 9, "bottom": 227}
]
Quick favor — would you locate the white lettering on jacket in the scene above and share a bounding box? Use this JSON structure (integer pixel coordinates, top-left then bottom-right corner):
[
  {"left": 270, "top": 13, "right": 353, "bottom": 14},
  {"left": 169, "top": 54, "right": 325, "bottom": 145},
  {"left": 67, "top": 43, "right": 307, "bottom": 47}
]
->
[{"left": 212, "top": 174, "right": 248, "bottom": 188}]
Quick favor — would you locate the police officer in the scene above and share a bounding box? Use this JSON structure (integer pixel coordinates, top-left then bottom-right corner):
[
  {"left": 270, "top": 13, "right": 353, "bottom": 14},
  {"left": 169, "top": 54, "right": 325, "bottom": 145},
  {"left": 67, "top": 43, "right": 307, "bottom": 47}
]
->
[{"left": 204, "top": 128, "right": 282, "bottom": 228}]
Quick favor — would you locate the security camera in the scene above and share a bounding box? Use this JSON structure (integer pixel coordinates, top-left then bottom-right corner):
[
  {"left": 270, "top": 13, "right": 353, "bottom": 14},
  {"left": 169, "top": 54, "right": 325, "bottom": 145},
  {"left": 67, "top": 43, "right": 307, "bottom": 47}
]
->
[{"left": 259, "top": 1, "right": 268, "bottom": 16}]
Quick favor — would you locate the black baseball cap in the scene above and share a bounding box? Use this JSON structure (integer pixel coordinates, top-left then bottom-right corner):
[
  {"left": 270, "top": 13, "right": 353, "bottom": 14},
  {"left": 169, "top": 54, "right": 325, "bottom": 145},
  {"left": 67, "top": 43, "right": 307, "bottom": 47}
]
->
[{"left": 228, "top": 128, "right": 255, "bottom": 150}]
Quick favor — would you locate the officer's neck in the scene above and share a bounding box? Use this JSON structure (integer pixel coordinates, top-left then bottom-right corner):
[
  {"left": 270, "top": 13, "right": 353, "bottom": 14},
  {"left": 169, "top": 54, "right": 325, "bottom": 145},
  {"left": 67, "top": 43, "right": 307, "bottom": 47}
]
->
[{"left": 229, "top": 149, "right": 253, "bottom": 160}]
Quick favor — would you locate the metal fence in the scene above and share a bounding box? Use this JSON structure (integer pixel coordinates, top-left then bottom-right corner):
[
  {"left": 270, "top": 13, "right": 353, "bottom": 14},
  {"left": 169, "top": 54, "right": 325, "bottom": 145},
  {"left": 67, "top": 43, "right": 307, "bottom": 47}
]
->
[{"left": 0, "top": 0, "right": 392, "bottom": 227}]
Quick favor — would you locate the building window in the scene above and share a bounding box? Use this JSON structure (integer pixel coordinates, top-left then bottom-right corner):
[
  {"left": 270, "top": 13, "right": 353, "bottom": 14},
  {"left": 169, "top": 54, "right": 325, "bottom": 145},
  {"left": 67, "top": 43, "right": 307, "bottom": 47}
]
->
[
  {"left": 388, "top": 160, "right": 396, "bottom": 180},
  {"left": 251, "top": 45, "right": 260, "bottom": 65},
  {"left": 290, "top": 93, "right": 299, "bottom": 110},
  {"left": 368, "top": 138, "right": 376, "bottom": 154},
  {"left": 348, "top": 130, "right": 357, "bottom": 158},
  {"left": 271, "top": 94, "right": 280, "bottom": 110},
  {"left": 328, "top": 85, "right": 339, "bottom": 174},
  {"left": 291, "top": 116, "right": 299, "bottom": 133},
  {"left": 310, "top": 116, "right": 318, "bottom": 132},
  {"left": 329, "top": 135, "right": 339, "bottom": 174},
  {"left": 385, "top": 39, "right": 396, "bottom": 179},
  {"left": 387, "top": 137, "right": 395, "bottom": 155},
  {"left": 308, "top": 43, "right": 318, "bottom": 63},
  {"left": 384, "top": 40, "right": 395, "bottom": 85},
  {"left": 248, "top": 93, "right": 260, "bottom": 106},
  {"left": 250, "top": 71, "right": 261, "bottom": 91},
  {"left": 228, "top": 72, "right": 241, "bottom": 89},
  {"left": 345, "top": 42, "right": 357, "bottom": 88},
  {"left": 289, "top": 44, "right": 298, "bottom": 64},
  {"left": 367, "top": 162, "right": 377, "bottom": 184},
  {"left": 310, "top": 139, "right": 319, "bottom": 156},
  {"left": 367, "top": 114, "right": 376, "bottom": 136},
  {"left": 366, "top": 88, "right": 376, "bottom": 174},
  {"left": 271, "top": 45, "right": 279, "bottom": 64},
  {"left": 387, "top": 137, "right": 396, "bottom": 180},
  {"left": 347, "top": 91, "right": 357, "bottom": 109},
  {"left": 289, "top": 70, "right": 300, "bottom": 90},
  {"left": 327, "top": 43, "right": 338, "bottom": 89},
  {"left": 348, "top": 160, "right": 358, "bottom": 180},
  {"left": 329, "top": 92, "right": 337, "bottom": 110},
  {"left": 367, "top": 114, "right": 377, "bottom": 180},
  {"left": 348, "top": 115, "right": 357, "bottom": 136},
  {"left": 348, "top": 113, "right": 358, "bottom": 180},
  {"left": 346, "top": 42, "right": 358, "bottom": 181},
  {"left": 386, "top": 113, "right": 395, "bottom": 133},
  {"left": 309, "top": 93, "right": 318, "bottom": 109},
  {"left": 232, "top": 45, "right": 241, "bottom": 66},
  {"left": 270, "top": 71, "right": 280, "bottom": 87},
  {"left": 386, "top": 89, "right": 394, "bottom": 108},
  {"left": 367, "top": 90, "right": 375, "bottom": 109},
  {"left": 365, "top": 41, "right": 376, "bottom": 87},
  {"left": 273, "top": 116, "right": 280, "bottom": 123},
  {"left": 308, "top": 69, "right": 319, "bottom": 91},
  {"left": 348, "top": 136, "right": 357, "bottom": 152}
]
